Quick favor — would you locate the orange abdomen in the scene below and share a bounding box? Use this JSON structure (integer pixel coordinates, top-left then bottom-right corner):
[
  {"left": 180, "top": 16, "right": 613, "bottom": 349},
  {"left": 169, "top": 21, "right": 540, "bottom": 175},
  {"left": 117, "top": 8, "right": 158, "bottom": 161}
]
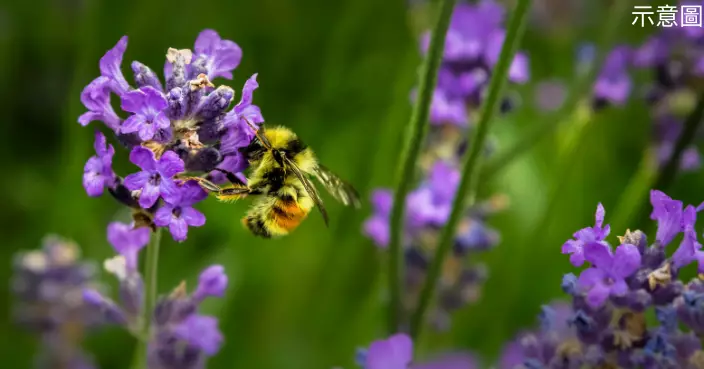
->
[{"left": 271, "top": 198, "right": 309, "bottom": 232}]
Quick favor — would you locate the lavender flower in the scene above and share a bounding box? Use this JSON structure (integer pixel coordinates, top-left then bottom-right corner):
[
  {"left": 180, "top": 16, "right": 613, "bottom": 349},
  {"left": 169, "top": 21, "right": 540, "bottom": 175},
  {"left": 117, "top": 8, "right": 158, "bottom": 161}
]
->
[
  {"left": 354, "top": 334, "right": 477, "bottom": 369},
  {"left": 363, "top": 161, "right": 504, "bottom": 330},
  {"left": 78, "top": 29, "right": 264, "bottom": 241},
  {"left": 418, "top": 0, "right": 529, "bottom": 128},
  {"left": 123, "top": 147, "right": 183, "bottom": 209},
  {"left": 83, "top": 222, "right": 227, "bottom": 368},
  {"left": 120, "top": 87, "right": 170, "bottom": 141},
  {"left": 11, "top": 236, "right": 103, "bottom": 369},
  {"left": 153, "top": 181, "right": 207, "bottom": 241},
  {"left": 497, "top": 190, "right": 704, "bottom": 369},
  {"left": 561, "top": 203, "right": 610, "bottom": 267},
  {"left": 83, "top": 131, "right": 117, "bottom": 197},
  {"left": 577, "top": 242, "right": 641, "bottom": 308}
]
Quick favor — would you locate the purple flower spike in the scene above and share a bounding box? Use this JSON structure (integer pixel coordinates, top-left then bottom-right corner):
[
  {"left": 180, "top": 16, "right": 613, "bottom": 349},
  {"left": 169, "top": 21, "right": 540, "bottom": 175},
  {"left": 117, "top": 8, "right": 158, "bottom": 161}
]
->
[
  {"left": 562, "top": 203, "right": 611, "bottom": 267},
  {"left": 650, "top": 190, "right": 684, "bottom": 246},
  {"left": 120, "top": 87, "right": 170, "bottom": 141},
  {"left": 366, "top": 333, "right": 413, "bottom": 369},
  {"left": 363, "top": 189, "right": 393, "bottom": 248},
  {"left": 83, "top": 131, "right": 116, "bottom": 197},
  {"left": 100, "top": 36, "right": 130, "bottom": 95},
  {"left": 193, "top": 29, "right": 242, "bottom": 80},
  {"left": 107, "top": 222, "right": 150, "bottom": 272},
  {"left": 193, "top": 265, "right": 228, "bottom": 302},
  {"left": 123, "top": 147, "right": 184, "bottom": 209},
  {"left": 428, "top": 89, "right": 468, "bottom": 126},
  {"left": 578, "top": 243, "right": 641, "bottom": 308},
  {"left": 154, "top": 181, "right": 207, "bottom": 242},
  {"left": 79, "top": 77, "right": 122, "bottom": 131},
  {"left": 173, "top": 314, "right": 223, "bottom": 356}
]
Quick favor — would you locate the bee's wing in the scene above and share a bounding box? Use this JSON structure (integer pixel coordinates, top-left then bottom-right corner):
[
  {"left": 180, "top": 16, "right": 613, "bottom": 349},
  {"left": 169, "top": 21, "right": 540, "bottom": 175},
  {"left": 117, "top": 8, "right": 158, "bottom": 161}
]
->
[
  {"left": 312, "top": 164, "right": 361, "bottom": 208},
  {"left": 284, "top": 157, "right": 329, "bottom": 227}
]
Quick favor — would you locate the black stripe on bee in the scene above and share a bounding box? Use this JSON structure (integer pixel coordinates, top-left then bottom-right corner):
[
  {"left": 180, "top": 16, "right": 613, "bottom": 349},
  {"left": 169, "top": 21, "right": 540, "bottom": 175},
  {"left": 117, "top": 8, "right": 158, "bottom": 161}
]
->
[
  {"left": 238, "top": 138, "right": 266, "bottom": 161},
  {"left": 285, "top": 139, "right": 307, "bottom": 155},
  {"left": 245, "top": 216, "right": 272, "bottom": 238},
  {"left": 264, "top": 167, "right": 286, "bottom": 192}
]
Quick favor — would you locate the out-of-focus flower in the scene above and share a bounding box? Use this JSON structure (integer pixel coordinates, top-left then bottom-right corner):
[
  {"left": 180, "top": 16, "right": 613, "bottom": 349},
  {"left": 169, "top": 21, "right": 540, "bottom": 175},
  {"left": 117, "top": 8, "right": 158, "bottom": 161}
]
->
[
  {"left": 83, "top": 222, "right": 227, "bottom": 368},
  {"left": 12, "top": 236, "right": 103, "bottom": 369}
]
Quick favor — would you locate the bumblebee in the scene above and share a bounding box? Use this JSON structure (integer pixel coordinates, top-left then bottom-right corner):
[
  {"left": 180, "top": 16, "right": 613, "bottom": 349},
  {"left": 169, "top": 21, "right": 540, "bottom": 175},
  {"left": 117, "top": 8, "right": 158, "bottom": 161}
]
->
[{"left": 190, "top": 120, "right": 360, "bottom": 238}]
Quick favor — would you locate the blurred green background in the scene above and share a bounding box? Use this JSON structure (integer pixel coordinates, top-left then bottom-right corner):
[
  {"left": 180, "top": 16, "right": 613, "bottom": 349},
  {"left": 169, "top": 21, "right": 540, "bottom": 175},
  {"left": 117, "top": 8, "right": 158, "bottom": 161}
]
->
[{"left": 2, "top": 0, "right": 702, "bottom": 368}]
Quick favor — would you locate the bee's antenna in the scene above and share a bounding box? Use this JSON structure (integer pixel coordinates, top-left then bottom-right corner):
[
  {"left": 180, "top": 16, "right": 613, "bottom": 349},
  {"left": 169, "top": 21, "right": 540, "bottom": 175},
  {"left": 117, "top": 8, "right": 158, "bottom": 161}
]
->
[{"left": 243, "top": 117, "right": 271, "bottom": 149}]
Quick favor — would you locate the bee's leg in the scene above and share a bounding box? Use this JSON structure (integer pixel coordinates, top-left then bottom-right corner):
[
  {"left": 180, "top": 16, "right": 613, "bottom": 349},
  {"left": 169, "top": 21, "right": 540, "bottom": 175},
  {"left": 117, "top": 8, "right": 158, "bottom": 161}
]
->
[
  {"left": 212, "top": 168, "right": 246, "bottom": 186},
  {"left": 215, "top": 184, "right": 251, "bottom": 202},
  {"left": 181, "top": 176, "right": 223, "bottom": 192}
]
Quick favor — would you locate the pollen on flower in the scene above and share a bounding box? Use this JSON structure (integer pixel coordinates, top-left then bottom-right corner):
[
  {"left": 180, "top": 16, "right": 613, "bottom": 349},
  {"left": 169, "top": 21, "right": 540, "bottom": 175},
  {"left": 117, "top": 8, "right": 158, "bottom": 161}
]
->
[
  {"left": 648, "top": 263, "right": 672, "bottom": 290},
  {"left": 166, "top": 47, "right": 193, "bottom": 64},
  {"left": 189, "top": 73, "right": 215, "bottom": 91},
  {"left": 103, "top": 255, "right": 128, "bottom": 280}
]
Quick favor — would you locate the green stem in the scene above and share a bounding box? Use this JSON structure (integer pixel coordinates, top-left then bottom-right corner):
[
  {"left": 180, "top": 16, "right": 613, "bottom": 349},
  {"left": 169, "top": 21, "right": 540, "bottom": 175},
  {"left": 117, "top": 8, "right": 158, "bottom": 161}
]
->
[
  {"left": 130, "top": 227, "right": 162, "bottom": 369},
  {"left": 408, "top": 0, "right": 532, "bottom": 340},
  {"left": 481, "top": 0, "right": 630, "bottom": 181},
  {"left": 386, "top": 0, "right": 457, "bottom": 335}
]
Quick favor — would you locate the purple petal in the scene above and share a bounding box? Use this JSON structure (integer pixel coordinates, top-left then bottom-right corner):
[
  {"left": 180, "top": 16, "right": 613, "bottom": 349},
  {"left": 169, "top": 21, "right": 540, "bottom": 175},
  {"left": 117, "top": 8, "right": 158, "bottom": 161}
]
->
[
  {"left": 153, "top": 205, "right": 172, "bottom": 227},
  {"left": 363, "top": 216, "right": 390, "bottom": 248},
  {"left": 157, "top": 151, "right": 185, "bottom": 177},
  {"left": 159, "top": 177, "right": 181, "bottom": 205},
  {"left": 182, "top": 207, "right": 206, "bottom": 227},
  {"left": 578, "top": 267, "right": 606, "bottom": 290},
  {"left": 583, "top": 242, "right": 613, "bottom": 269},
  {"left": 142, "top": 86, "right": 168, "bottom": 111},
  {"left": 180, "top": 181, "right": 208, "bottom": 206},
  {"left": 93, "top": 131, "right": 109, "bottom": 156},
  {"left": 169, "top": 216, "right": 189, "bottom": 242},
  {"left": 674, "top": 228, "right": 701, "bottom": 270},
  {"left": 683, "top": 205, "right": 697, "bottom": 230},
  {"left": 595, "top": 203, "right": 606, "bottom": 228},
  {"left": 194, "top": 265, "right": 228, "bottom": 300},
  {"left": 593, "top": 75, "right": 632, "bottom": 105},
  {"left": 123, "top": 171, "right": 150, "bottom": 191},
  {"left": 119, "top": 114, "right": 146, "bottom": 135},
  {"left": 509, "top": 52, "right": 529, "bottom": 83},
  {"left": 561, "top": 239, "right": 585, "bottom": 267},
  {"left": 371, "top": 189, "right": 393, "bottom": 216},
  {"left": 81, "top": 76, "right": 112, "bottom": 111},
  {"left": 137, "top": 120, "right": 158, "bottom": 141},
  {"left": 107, "top": 222, "right": 149, "bottom": 271},
  {"left": 100, "top": 36, "right": 130, "bottom": 94},
  {"left": 696, "top": 251, "right": 704, "bottom": 274},
  {"left": 238, "top": 104, "right": 264, "bottom": 125},
  {"left": 120, "top": 89, "right": 146, "bottom": 113},
  {"left": 139, "top": 182, "right": 160, "bottom": 208},
  {"left": 83, "top": 159, "right": 106, "bottom": 197},
  {"left": 173, "top": 314, "right": 223, "bottom": 356},
  {"left": 610, "top": 279, "right": 629, "bottom": 296},
  {"left": 234, "top": 74, "right": 259, "bottom": 114},
  {"left": 610, "top": 243, "right": 641, "bottom": 279},
  {"left": 195, "top": 29, "right": 223, "bottom": 55},
  {"left": 585, "top": 281, "right": 610, "bottom": 308},
  {"left": 129, "top": 147, "right": 156, "bottom": 170},
  {"left": 366, "top": 334, "right": 413, "bottom": 369}
]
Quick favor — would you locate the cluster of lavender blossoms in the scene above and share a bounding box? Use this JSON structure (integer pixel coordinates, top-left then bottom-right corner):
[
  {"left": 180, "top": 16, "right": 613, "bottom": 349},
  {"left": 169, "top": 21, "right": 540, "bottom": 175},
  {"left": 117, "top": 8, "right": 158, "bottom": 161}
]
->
[
  {"left": 491, "top": 190, "right": 704, "bottom": 368},
  {"left": 12, "top": 237, "right": 103, "bottom": 369},
  {"left": 363, "top": 0, "right": 525, "bottom": 330},
  {"left": 83, "top": 222, "right": 227, "bottom": 369},
  {"left": 80, "top": 29, "right": 263, "bottom": 242}
]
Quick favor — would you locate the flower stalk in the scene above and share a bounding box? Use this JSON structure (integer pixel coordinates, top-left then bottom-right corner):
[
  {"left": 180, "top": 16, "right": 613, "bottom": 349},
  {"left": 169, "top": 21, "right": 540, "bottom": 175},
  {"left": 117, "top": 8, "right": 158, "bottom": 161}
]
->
[
  {"left": 409, "top": 0, "right": 532, "bottom": 340},
  {"left": 138, "top": 227, "right": 162, "bottom": 369},
  {"left": 481, "top": 0, "right": 630, "bottom": 182},
  {"left": 386, "top": 0, "right": 457, "bottom": 334}
]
